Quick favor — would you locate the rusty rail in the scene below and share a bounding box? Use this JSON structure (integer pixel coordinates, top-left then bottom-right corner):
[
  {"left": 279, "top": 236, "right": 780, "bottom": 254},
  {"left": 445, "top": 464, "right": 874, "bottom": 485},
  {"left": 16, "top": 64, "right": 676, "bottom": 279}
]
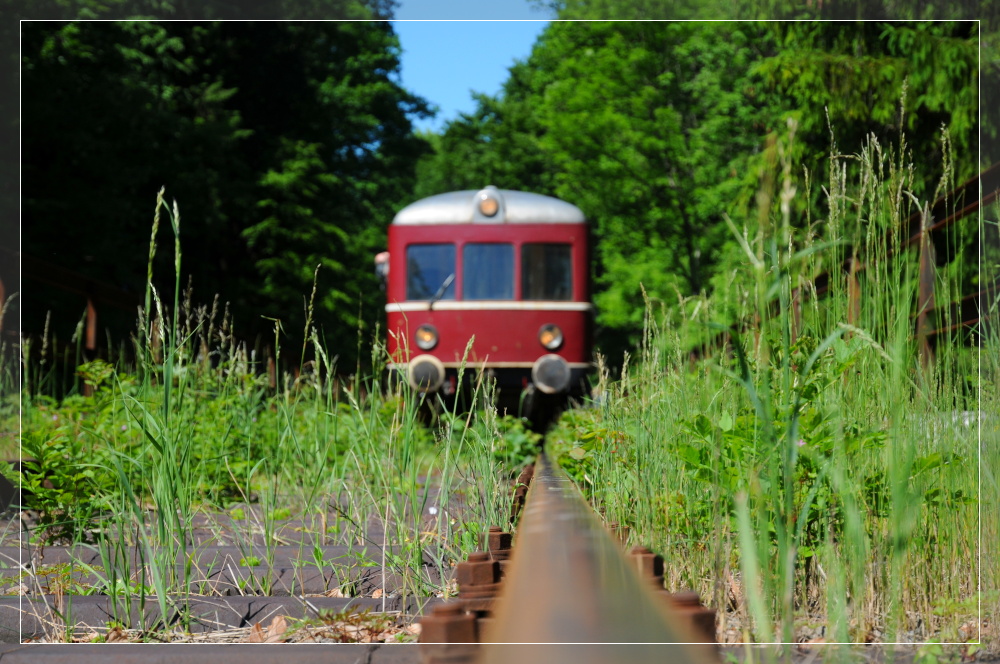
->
[{"left": 421, "top": 450, "right": 718, "bottom": 663}]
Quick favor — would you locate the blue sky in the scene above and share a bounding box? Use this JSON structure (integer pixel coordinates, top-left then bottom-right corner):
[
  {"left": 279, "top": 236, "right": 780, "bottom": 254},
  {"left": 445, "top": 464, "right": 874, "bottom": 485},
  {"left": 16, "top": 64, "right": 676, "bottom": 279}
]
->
[{"left": 392, "top": 1, "right": 553, "bottom": 132}]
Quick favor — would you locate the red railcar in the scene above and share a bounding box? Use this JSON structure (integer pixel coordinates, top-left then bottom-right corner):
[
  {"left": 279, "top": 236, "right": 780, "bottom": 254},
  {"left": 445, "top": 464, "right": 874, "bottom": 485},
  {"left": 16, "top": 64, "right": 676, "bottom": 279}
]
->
[{"left": 382, "top": 186, "right": 593, "bottom": 416}]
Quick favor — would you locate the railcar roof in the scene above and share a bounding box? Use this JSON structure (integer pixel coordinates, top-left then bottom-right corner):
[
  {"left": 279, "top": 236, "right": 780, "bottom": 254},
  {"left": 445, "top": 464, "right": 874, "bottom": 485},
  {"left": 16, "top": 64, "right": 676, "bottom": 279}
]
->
[{"left": 393, "top": 188, "right": 586, "bottom": 225}]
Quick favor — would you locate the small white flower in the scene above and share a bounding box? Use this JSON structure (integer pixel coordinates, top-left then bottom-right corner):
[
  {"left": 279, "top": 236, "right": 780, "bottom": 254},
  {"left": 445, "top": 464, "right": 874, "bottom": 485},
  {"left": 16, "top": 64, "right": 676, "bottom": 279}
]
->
[{"left": 428, "top": 506, "right": 438, "bottom": 515}]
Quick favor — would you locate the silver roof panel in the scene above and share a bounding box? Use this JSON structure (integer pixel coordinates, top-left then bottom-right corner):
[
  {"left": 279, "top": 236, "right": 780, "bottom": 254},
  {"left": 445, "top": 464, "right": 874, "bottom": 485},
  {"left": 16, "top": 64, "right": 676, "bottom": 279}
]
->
[{"left": 393, "top": 188, "right": 587, "bottom": 225}]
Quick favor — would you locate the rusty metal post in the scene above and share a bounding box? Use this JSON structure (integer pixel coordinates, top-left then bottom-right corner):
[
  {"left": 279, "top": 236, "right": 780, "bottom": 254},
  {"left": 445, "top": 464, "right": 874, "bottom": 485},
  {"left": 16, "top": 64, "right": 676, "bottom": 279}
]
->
[
  {"left": 85, "top": 297, "right": 97, "bottom": 353},
  {"left": 486, "top": 527, "right": 512, "bottom": 558},
  {"left": 456, "top": 552, "right": 501, "bottom": 594},
  {"left": 455, "top": 550, "right": 502, "bottom": 641},
  {"left": 629, "top": 546, "right": 665, "bottom": 589},
  {"left": 607, "top": 521, "right": 630, "bottom": 547},
  {"left": 83, "top": 297, "right": 98, "bottom": 396},
  {"left": 664, "top": 591, "right": 717, "bottom": 644},
  {"left": 456, "top": 550, "right": 502, "bottom": 633},
  {"left": 267, "top": 345, "right": 277, "bottom": 390}
]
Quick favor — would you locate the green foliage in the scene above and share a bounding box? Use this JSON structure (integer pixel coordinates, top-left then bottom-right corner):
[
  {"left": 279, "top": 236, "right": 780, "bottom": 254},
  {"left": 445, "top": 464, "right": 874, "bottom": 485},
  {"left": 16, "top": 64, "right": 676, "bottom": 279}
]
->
[
  {"left": 414, "top": 21, "right": 982, "bottom": 365},
  {"left": 547, "top": 407, "right": 615, "bottom": 492},
  {"left": 542, "top": 132, "right": 984, "bottom": 643},
  {"left": 416, "top": 22, "right": 781, "bottom": 359},
  {"left": 17, "top": 0, "right": 384, "bottom": 21},
  {"left": 0, "top": 562, "right": 113, "bottom": 596},
  {"left": 18, "top": 396, "right": 116, "bottom": 543},
  {"left": 670, "top": 340, "right": 895, "bottom": 560},
  {"left": 21, "top": 20, "right": 432, "bottom": 367},
  {"left": 492, "top": 415, "right": 542, "bottom": 472},
  {"left": 755, "top": 21, "right": 980, "bottom": 198},
  {"left": 15, "top": 325, "right": 508, "bottom": 600},
  {"left": 546, "top": 0, "right": 995, "bottom": 23},
  {"left": 16, "top": 203, "right": 519, "bottom": 603}
]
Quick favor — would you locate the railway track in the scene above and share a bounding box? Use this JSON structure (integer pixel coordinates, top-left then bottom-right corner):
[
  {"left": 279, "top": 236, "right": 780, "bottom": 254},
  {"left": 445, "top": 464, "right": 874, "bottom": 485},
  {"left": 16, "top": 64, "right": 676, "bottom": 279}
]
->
[
  {"left": 0, "top": 446, "right": 722, "bottom": 662},
  {"left": 451, "top": 450, "right": 719, "bottom": 664}
]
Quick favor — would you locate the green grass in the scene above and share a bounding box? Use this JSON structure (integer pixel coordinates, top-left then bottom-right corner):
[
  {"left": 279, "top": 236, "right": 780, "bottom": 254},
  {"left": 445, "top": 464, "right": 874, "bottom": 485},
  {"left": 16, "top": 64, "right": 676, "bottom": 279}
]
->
[
  {"left": 14, "top": 344, "right": 520, "bottom": 627},
  {"left": 9, "top": 191, "right": 520, "bottom": 639},
  {"left": 548, "top": 128, "right": 989, "bottom": 651},
  {"left": 8, "top": 127, "right": 992, "bottom": 650}
]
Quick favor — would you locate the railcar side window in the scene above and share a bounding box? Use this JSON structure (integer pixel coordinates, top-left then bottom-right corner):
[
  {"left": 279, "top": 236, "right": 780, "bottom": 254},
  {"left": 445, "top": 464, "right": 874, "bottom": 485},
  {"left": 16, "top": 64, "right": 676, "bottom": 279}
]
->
[
  {"left": 406, "top": 244, "right": 456, "bottom": 301},
  {"left": 522, "top": 243, "right": 572, "bottom": 300},
  {"left": 463, "top": 243, "right": 514, "bottom": 300}
]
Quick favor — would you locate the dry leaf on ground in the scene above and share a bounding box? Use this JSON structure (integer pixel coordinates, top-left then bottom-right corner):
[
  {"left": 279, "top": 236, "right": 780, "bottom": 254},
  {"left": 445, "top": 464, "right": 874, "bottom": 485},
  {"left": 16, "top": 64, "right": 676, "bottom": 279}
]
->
[
  {"left": 105, "top": 626, "right": 128, "bottom": 643},
  {"left": 266, "top": 615, "right": 288, "bottom": 642},
  {"left": 245, "top": 622, "right": 266, "bottom": 643}
]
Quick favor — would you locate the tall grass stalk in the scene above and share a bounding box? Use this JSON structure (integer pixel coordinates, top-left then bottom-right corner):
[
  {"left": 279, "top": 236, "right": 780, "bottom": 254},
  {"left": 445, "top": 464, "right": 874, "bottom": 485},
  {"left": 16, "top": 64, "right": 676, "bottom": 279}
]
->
[
  {"left": 562, "top": 125, "right": 982, "bottom": 648},
  {"left": 15, "top": 187, "right": 524, "bottom": 643}
]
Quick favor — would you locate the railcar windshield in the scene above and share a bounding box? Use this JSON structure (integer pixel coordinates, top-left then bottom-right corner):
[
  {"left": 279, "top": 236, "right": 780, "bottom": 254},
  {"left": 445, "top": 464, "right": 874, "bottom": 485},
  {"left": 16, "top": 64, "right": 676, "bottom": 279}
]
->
[
  {"left": 407, "top": 244, "right": 456, "bottom": 301},
  {"left": 522, "top": 243, "right": 572, "bottom": 300},
  {"left": 463, "top": 243, "right": 514, "bottom": 300}
]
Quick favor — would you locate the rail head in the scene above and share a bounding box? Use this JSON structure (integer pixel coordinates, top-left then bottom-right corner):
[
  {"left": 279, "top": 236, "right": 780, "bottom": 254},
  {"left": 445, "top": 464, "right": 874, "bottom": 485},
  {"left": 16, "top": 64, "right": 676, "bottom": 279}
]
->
[{"left": 478, "top": 451, "right": 718, "bottom": 663}]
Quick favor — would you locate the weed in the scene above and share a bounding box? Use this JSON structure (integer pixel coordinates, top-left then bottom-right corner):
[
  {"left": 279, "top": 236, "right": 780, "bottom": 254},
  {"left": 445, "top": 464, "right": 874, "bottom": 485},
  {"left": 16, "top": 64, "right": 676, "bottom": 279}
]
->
[{"left": 552, "top": 125, "right": 984, "bottom": 645}]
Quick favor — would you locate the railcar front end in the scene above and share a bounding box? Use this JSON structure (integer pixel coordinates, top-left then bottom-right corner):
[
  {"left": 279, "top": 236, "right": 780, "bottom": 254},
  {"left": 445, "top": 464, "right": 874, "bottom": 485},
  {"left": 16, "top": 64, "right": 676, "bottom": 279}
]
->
[{"left": 383, "top": 186, "right": 593, "bottom": 416}]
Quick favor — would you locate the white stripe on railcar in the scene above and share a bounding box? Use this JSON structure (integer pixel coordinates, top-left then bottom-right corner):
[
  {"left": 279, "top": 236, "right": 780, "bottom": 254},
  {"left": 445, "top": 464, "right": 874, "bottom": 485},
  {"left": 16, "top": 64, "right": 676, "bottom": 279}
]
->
[
  {"left": 392, "top": 189, "right": 586, "bottom": 225},
  {"left": 385, "top": 301, "right": 594, "bottom": 313},
  {"left": 388, "top": 362, "right": 593, "bottom": 370}
]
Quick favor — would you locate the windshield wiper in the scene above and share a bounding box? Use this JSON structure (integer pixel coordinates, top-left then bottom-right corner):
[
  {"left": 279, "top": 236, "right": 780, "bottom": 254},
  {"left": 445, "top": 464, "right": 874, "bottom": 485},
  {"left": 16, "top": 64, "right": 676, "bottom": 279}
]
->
[{"left": 428, "top": 273, "right": 455, "bottom": 310}]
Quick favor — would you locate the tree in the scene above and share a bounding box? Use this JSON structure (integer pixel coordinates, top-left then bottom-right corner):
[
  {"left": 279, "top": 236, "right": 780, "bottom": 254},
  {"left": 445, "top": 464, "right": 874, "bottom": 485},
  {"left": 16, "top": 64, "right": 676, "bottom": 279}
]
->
[
  {"left": 416, "top": 22, "right": 779, "bottom": 358},
  {"left": 540, "top": 0, "right": 994, "bottom": 168},
  {"left": 755, "top": 21, "right": 980, "bottom": 193},
  {"left": 20, "top": 19, "right": 432, "bottom": 367},
  {"left": 415, "top": 19, "right": 982, "bottom": 362}
]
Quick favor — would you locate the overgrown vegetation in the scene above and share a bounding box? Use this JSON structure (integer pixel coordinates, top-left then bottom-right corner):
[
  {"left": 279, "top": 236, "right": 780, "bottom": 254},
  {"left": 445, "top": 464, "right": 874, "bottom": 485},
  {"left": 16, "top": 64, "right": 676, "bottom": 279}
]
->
[
  {"left": 10, "top": 14, "right": 992, "bottom": 652},
  {"left": 19, "top": 18, "right": 990, "bottom": 372},
  {"left": 8, "top": 191, "right": 523, "bottom": 638},
  {"left": 414, "top": 19, "right": 984, "bottom": 360},
  {"left": 8, "top": 119, "right": 992, "bottom": 651},
  {"left": 548, "top": 127, "right": 992, "bottom": 652},
  {"left": 20, "top": 18, "right": 432, "bottom": 367}
]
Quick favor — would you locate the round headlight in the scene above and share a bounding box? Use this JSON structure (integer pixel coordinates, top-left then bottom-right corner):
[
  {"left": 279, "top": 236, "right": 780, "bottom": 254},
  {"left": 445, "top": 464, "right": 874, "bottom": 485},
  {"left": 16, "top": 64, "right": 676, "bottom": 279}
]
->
[
  {"left": 477, "top": 191, "right": 499, "bottom": 217},
  {"left": 538, "top": 324, "right": 563, "bottom": 350},
  {"left": 415, "top": 324, "right": 439, "bottom": 351}
]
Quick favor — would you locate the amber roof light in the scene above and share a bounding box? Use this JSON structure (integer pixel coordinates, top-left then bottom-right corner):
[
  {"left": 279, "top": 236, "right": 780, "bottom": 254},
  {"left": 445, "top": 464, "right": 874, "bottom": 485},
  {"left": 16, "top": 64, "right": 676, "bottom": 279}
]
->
[{"left": 478, "top": 190, "right": 500, "bottom": 217}]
